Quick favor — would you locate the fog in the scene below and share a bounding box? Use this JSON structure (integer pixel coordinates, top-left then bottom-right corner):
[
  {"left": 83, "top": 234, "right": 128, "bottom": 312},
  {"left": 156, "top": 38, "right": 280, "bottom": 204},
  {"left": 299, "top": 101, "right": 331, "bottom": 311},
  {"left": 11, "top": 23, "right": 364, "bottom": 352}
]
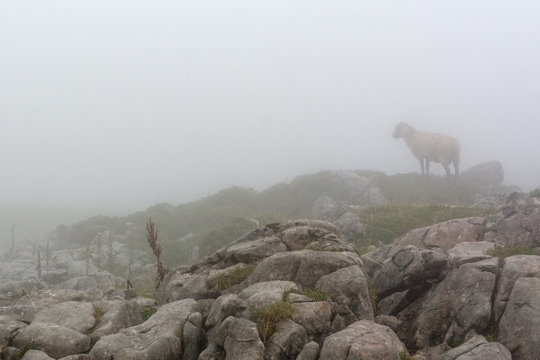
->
[{"left": 1, "top": 1, "right": 540, "bottom": 217}]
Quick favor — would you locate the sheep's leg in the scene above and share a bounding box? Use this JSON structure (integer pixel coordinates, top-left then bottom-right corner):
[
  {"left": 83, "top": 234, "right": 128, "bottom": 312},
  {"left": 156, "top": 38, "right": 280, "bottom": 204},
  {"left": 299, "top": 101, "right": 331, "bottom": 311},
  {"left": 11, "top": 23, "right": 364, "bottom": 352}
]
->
[
  {"left": 419, "top": 159, "right": 425, "bottom": 175},
  {"left": 453, "top": 161, "right": 460, "bottom": 176},
  {"left": 443, "top": 163, "right": 451, "bottom": 177},
  {"left": 426, "top": 160, "right": 430, "bottom": 176}
]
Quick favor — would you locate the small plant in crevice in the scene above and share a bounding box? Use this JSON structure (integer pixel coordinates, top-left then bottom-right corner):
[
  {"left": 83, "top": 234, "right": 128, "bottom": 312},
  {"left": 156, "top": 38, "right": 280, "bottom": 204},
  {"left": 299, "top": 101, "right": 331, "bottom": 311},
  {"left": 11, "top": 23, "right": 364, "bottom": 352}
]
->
[
  {"left": 303, "top": 288, "right": 332, "bottom": 301},
  {"left": 450, "top": 336, "right": 465, "bottom": 348},
  {"left": 210, "top": 262, "right": 257, "bottom": 292},
  {"left": 146, "top": 219, "right": 170, "bottom": 290},
  {"left": 93, "top": 305, "right": 105, "bottom": 323},
  {"left": 141, "top": 305, "right": 157, "bottom": 321},
  {"left": 12, "top": 341, "right": 34, "bottom": 360},
  {"left": 399, "top": 351, "right": 412, "bottom": 360},
  {"left": 255, "top": 298, "right": 294, "bottom": 343},
  {"left": 486, "top": 244, "right": 540, "bottom": 258},
  {"left": 368, "top": 282, "right": 378, "bottom": 311}
]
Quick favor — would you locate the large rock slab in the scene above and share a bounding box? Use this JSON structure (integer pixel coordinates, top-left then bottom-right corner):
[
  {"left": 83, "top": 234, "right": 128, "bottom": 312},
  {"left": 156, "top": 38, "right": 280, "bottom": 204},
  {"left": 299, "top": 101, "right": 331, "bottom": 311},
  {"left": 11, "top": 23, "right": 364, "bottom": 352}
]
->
[
  {"left": 249, "top": 250, "right": 362, "bottom": 288},
  {"left": 291, "top": 301, "right": 334, "bottom": 337},
  {"left": 319, "top": 320, "right": 406, "bottom": 360},
  {"left": 223, "top": 236, "right": 287, "bottom": 263},
  {"left": 216, "top": 316, "right": 264, "bottom": 360},
  {"left": 333, "top": 212, "right": 364, "bottom": 241},
  {"left": 400, "top": 259, "right": 498, "bottom": 350},
  {"left": 90, "top": 299, "right": 143, "bottom": 341},
  {"left": 20, "top": 350, "right": 54, "bottom": 360},
  {"left": 264, "top": 319, "right": 308, "bottom": 360},
  {"left": 315, "top": 265, "right": 373, "bottom": 320},
  {"left": 13, "top": 322, "right": 91, "bottom": 358},
  {"left": 439, "top": 335, "right": 511, "bottom": 360},
  {"left": 461, "top": 160, "right": 505, "bottom": 186},
  {"left": 484, "top": 201, "right": 540, "bottom": 247},
  {"left": 372, "top": 246, "right": 449, "bottom": 300},
  {"left": 0, "top": 315, "right": 27, "bottom": 351},
  {"left": 32, "top": 301, "right": 95, "bottom": 333},
  {"left": 89, "top": 299, "right": 198, "bottom": 360},
  {"left": 447, "top": 241, "right": 494, "bottom": 266},
  {"left": 498, "top": 277, "right": 540, "bottom": 360},
  {"left": 388, "top": 217, "right": 486, "bottom": 257},
  {"left": 493, "top": 255, "right": 540, "bottom": 322}
]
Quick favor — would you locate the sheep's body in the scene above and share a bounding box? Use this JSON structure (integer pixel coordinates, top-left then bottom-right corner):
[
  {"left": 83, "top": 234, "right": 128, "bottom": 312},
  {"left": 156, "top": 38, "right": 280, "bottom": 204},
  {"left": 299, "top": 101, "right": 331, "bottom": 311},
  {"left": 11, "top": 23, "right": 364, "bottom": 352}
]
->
[{"left": 392, "top": 122, "right": 460, "bottom": 176}]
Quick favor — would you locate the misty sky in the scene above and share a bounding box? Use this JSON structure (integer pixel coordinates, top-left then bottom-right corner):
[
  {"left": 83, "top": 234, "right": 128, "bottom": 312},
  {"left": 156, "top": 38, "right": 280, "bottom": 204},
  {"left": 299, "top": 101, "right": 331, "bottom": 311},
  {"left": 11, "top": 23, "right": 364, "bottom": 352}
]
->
[{"left": 1, "top": 1, "right": 540, "bottom": 211}]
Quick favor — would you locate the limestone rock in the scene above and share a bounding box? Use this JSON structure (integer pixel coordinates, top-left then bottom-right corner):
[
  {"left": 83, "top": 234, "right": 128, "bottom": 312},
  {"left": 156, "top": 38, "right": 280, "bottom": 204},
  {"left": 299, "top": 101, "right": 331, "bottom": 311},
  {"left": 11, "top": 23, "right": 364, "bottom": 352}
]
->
[
  {"left": 498, "top": 277, "right": 540, "bottom": 360},
  {"left": 32, "top": 301, "right": 95, "bottom": 334},
  {"left": 439, "top": 335, "right": 511, "bottom": 360},
  {"left": 462, "top": 160, "right": 504, "bottom": 186},
  {"left": 13, "top": 322, "right": 91, "bottom": 359},
  {"left": 319, "top": 320, "right": 406, "bottom": 360},
  {"left": 89, "top": 299, "right": 198, "bottom": 360}
]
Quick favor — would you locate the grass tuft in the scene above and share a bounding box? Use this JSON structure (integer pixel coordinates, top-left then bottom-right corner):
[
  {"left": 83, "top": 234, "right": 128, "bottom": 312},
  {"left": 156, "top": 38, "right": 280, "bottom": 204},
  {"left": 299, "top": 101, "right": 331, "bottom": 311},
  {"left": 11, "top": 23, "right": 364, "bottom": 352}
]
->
[
  {"left": 211, "top": 263, "right": 257, "bottom": 292},
  {"left": 487, "top": 244, "right": 540, "bottom": 258},
  {"left": 303, "top": 288, "right": 332, "bottom": 301},
  {"left": 255, "top": 300, "right": 294, "bottom": 343},
  {"left": 141, "top": 305, "right": 157, "bottom": 321}
]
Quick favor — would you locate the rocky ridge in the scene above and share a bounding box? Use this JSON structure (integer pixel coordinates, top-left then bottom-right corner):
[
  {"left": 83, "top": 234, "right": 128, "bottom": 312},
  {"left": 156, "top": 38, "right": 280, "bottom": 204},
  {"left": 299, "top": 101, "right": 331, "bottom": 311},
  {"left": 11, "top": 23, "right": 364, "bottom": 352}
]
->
[{"left": 0, "top": 192, "right": 539, "bottom": 359}]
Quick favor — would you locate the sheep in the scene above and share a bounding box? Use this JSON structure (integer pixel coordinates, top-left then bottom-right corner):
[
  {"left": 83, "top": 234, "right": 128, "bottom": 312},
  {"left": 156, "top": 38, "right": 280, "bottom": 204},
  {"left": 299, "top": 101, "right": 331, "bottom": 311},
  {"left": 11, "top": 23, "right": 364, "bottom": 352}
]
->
[{"left": 392, "top": 122, "right": 460, "bottom": 176}]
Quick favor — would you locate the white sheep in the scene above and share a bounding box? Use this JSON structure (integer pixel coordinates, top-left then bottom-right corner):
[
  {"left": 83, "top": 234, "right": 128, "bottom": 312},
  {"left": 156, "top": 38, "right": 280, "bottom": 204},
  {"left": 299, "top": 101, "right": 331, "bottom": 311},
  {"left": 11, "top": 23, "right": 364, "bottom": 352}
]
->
[{"left": 392, "top": 122, "right": 460, "bottom": 176}]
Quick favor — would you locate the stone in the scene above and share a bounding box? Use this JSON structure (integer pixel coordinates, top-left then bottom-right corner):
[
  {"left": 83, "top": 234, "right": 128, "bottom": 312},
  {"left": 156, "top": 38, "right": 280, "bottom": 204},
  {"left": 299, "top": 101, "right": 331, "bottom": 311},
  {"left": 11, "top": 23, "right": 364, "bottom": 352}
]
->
[
  {"left": 461, "top": 160, "right": 504, "bottom": 186},
  {"left": 13, "top": 322, "right": 91, "bottom": 359},
  {"left": 319, "top": 320, "right": 406, "bottom": 360},
  {"left": 90, "top": 299, "right": 143, "bottom": 341},
  {"left": 333, "top": 212, "right": 364, "bottom": 241},
  {"left": 498, "top": 277, "right": 540, "bottom": 360},
  {"left": 291, "top": 301, "right": 333, "bottom": 336},
  {"left": 264, "top": 319, "right": 308, "bottom": 360},
  {"left": 388, "top": 217, "right": 486, "bottom": 258},
  {"left": 0, "top": 315, "right": 27, "bottom": 350},
  {"left": 217, "top": 316, "right": 264, "bottom": 360},
  {"left": 401, "top": 259, "right": 498, "bottom": 350},
  {"left": 296, "top": 341, "right": 320, "bottom": 360},
  {"left": 32, "top": 301, "right": 95, "bottom": 334},
  {"left": 315, "top": 265, "right": 373, "bottom": 320},
  {"left": 312, "top": 196, "right": 340, "bottom": 220},
  {"left": 89, "top": 299, "right": 198, "bottom": 360},
  {"left": 372, "top": 246, "right": 449, "bottom": 300},
  {"left": 492, "top": 255, "right": 540, "bottom": 322},
  {"left": 249, "top": 250, "right": 362, "bottom": 289},
  {"left": 447, "top": 241, "right": 494, "bottom": 266},
  {"left": 20, "top": 350, "right": 54, "bottom": 360},
  {"left": 439, "top": 335, "right": 511, "bottom": 360}
]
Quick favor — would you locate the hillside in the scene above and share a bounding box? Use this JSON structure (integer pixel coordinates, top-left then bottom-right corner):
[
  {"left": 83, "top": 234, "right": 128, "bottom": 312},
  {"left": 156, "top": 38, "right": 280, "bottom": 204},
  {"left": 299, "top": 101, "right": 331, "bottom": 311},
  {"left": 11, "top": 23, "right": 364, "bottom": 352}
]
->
[{"left": 51, "top": 167, "right": 516, "bottom": 269}]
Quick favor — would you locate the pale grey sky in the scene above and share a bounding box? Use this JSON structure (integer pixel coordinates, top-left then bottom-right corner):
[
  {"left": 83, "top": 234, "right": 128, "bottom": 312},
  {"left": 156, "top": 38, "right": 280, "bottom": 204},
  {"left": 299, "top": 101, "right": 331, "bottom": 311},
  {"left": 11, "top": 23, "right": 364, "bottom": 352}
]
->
[{"left": 1, "top": 1, "right": 540, "bottom": 210}]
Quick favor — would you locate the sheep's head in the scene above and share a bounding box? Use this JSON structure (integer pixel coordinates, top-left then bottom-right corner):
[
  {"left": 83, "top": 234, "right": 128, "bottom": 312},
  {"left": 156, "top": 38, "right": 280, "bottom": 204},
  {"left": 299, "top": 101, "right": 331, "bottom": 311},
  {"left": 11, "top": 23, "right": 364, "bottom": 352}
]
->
[{"left": 392, "top": 122, "right": 413, "bottom": 139}]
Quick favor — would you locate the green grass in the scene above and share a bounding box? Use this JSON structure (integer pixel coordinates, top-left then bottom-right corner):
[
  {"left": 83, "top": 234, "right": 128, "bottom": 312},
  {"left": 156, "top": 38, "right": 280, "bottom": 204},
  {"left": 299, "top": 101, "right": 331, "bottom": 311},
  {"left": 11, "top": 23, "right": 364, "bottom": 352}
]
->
[
  {"left": 399, "top": 351, "right": 412, "bottom": 360},
  {"left": 487, "top": 245, "right": 540, "bottom": 258},
  {"left": 210, "top": 263, "right": 258, "bottom": 292},
  {"left": 93, "top": 306, "right": 105, "bottom": 323},
  {"left": 255, "top": 300, "right": 294, "bottom": 343},
  {"left": 141, "top": 306, "right": 157, "bottom": 321},
  {"left": 355, "top": 203, "right": 486, "bottom": 252},
  {"left": 303, "top": 288, "right": 332, "bottom": 301}
]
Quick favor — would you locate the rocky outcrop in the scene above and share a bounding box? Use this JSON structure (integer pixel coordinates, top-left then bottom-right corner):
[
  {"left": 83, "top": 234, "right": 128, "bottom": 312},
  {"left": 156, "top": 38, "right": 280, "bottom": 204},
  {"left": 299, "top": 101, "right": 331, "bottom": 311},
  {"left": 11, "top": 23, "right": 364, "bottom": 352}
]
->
[
  {"left": 90, "top": 299, "right": 199, "bottom": 360},
  {"left": 439, "top": 335, "right": 511, "bottom": 360},
  {"left": 319, "top": 320, "right": 406, "bottom": 360},
  {"left": 462, "top": 160, "right": 505, "bottom": 186},
  {"left": 498, "top": 277, "right": 540, "bottom": 360},
  {"left": 13, "top": 322, "right": 91, "bottom": 358},
  {"left": 2, "top": 191, "right": 540, "bottom": 360}
]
